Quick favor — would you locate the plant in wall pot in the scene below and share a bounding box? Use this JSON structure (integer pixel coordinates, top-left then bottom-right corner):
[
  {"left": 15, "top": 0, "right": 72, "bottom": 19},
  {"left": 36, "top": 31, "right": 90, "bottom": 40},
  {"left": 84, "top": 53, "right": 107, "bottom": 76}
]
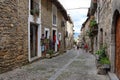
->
[
  {"left": 30, "top": 8, "right": 39, "bottom": 22},
  {"left": 90, "top": 19, "right": 98, "bottom": 34},
  {"left": 30, "top": 9, "right": 39, "bottom": 16},
  {"left": 95, "top": 45, "right": 110, "bottom": 75}
]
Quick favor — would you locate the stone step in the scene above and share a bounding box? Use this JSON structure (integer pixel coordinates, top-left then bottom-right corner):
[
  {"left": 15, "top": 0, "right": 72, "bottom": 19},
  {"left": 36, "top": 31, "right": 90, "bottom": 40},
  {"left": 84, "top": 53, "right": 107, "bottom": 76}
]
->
[{"left": 108, "top": 72, "right": 119, "bottom": 80}]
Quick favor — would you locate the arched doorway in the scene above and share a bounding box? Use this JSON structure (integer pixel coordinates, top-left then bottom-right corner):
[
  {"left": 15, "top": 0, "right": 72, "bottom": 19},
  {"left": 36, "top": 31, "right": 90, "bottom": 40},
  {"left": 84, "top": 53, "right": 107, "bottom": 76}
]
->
[
  {"left": 112, "top": 10, "right": 120, "bottom": 79},
  {"left": 115, "top": 11, "right": 120, "bottom": 79}
]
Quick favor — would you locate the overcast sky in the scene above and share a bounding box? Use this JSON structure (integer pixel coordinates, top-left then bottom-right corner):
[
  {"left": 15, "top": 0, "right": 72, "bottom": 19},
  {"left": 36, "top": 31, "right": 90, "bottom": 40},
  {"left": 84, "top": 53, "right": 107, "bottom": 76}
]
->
[{"left": 58, "top": 0, "right": 91, "bottom": 37}]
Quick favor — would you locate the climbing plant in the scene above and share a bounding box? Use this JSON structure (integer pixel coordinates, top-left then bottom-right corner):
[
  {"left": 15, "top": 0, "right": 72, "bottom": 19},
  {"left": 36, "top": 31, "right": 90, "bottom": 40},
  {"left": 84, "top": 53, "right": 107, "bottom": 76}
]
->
[{"left": 90, "top": 19, "right": 97, "bottom": 28}]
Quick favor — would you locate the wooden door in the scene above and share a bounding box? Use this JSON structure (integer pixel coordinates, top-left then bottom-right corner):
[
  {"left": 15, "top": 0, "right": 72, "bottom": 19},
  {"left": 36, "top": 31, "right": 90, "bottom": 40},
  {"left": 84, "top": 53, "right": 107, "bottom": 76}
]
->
[{"left": 115, "top": 15, "right": 120, "bottom": 79}]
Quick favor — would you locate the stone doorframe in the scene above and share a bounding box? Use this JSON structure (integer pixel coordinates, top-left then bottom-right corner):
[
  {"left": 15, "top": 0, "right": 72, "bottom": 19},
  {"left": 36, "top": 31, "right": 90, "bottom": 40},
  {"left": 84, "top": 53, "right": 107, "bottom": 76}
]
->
[
  {"left": 52, "top": 28, "right": 58, "bottom": 52},
  {"left": 110, "top": 10, "right": 120, "bottom": 72},
  {"left": 28, "top": 0, "right": 41, "bottom": 62}
]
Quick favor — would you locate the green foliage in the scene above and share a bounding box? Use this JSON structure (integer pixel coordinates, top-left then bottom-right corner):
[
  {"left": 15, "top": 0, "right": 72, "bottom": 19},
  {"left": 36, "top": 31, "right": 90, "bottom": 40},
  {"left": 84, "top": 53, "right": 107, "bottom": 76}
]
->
[
  {"left": 44, "top": 39, "right": 49, "bottom": 44},
  {"left": 95, "top": 50, "right": 102, "bottom": 55},
  {"left": 86, "top": 30, "right": 94, "bottom": 37},
  {"left": 95, "top": 45, "right": 106, "bottom": 55},
  {"left": 100, "top": 57, "right": 110, "bottom": 64},
  {"left": 95, "top": 45, "right": 110, "bottom": 65},
  {"left": 47, "top": 50, "right": 54, "bottom": 56},
  {"left": 90, "top": 20, "right": 97, "bottom": 27}
]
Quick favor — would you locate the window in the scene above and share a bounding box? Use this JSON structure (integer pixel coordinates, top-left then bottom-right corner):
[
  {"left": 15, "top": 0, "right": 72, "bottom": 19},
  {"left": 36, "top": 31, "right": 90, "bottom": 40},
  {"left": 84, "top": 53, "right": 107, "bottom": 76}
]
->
[
  {"left": 53, "top": 15, "right": 57, "bottom": 25},
  {"left": 52, "top": 4, "right": 57, "bottom": 26}
]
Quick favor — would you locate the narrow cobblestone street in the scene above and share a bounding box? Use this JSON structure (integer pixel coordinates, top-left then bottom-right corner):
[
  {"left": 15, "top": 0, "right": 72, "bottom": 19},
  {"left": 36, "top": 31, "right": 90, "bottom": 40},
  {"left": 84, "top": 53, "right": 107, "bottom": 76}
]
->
[{"left": 0, "top": 49, "right": 109, "bottom": 80}]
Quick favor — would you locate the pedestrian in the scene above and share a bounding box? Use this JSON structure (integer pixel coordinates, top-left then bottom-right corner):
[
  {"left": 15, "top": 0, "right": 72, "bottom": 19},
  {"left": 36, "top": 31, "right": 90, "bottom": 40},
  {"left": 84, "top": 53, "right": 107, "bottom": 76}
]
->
[
  {"left": 84, "top": 43, "right": 88, "bottom": 53},
  {"left": 77, "top": 45, "right": 79, "bottom": 50},
  {"left": 41, "top": 34, "right": 46, "bottom": 57},
  {"left": 57, "top": 39, "right": 60, "bottom": 51}
]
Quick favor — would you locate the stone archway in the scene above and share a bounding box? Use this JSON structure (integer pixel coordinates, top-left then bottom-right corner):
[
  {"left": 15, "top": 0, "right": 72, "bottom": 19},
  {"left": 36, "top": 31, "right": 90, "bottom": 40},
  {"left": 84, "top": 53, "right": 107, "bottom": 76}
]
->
[{"left": 111, "top": 10, "right": 120, "bottom": 79}]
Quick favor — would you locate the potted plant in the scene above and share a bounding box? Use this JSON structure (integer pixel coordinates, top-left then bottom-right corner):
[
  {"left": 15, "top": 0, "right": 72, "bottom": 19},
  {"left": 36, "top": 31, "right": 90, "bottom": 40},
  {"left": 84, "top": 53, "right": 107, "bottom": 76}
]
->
[
  {"left": 46, "top": 50, "right": 54, "bottom": 58},
  {"left": 95, "top": 45, "right": 110, "bottom": 74},
  {"left": 95, "top": 45, "right": 107, "bottom": 63},
  {"left": 30, "top": 9, "right": 39, "bottom": 16},
  {"left": 90, "top": 19, "right": 98, "bottom": 34},
  {"left": 30, "top": 8, "right": 39, "bottom": 22},
  {"left": 100, "top": 57, "right": 110, "bottom": 66}
]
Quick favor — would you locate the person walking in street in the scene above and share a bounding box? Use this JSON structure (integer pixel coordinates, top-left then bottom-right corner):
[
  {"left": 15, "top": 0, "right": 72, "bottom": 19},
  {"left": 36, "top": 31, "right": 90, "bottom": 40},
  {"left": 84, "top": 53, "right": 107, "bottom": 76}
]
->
[
  {"left": 84, "top": 42, "right": 88, "bottom": 53},
  {"left": 77, "top": 44, "right": 79, "bottom": 50},
  {"left": 41, "top": 34, "right": 46, "bottom": 57}
]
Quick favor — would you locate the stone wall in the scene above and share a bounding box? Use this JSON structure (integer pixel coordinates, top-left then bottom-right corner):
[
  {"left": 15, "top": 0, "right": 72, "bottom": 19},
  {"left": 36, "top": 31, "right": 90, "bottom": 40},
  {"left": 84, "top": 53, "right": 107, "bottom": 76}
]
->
[
  {"left": 41, "top": 0, "right": 66, "bottom": 52},
  {"left": 96, "top": 0, "right": 116, "bottom": 73},
  {"left": 0, "top": 0, "right": 29, "bottom": 73},
  {"left": 111, "top": 0, "right": 120, "bottom": 77},
  {"left": 84, "top": 19, "right": 91, "bottom": 50},
  {"left": 41, "top": 0, "right": 52, "bottom": 34},
  {"left": 97, "top": 0, "right": 112, "bottom": 54},
  {"left": 66, "top": 21, "right": 74, "bottom": 50},
  {"left": 57, "top": 9, "right": 66, "bottom": 52}
]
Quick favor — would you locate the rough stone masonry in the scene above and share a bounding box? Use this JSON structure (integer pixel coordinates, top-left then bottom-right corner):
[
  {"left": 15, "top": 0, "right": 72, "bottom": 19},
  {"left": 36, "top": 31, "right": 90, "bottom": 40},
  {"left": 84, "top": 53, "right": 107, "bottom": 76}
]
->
[{"left": 0, "top": 0, "right": 29, "bottom": 73}]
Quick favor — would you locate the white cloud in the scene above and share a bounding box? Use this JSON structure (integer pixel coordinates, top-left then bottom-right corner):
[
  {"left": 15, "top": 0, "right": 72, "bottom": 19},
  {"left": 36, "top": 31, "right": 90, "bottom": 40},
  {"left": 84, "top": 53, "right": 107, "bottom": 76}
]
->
[
  {"left": 59, "top": 0, "right": 90, "bottom": 9},
  {"left": 58, "top": 0, "right": 90, "bottom": 37}
]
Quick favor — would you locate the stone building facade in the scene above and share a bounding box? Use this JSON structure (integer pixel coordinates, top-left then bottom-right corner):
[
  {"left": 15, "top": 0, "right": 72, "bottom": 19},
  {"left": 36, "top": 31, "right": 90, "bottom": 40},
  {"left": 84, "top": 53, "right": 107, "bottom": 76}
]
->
[
  {"left": 0, "top": 0, "right": 29, "bottom": 73},
  {"left": 41, "top": 0, "right": 68, "bottom": 52},
  {"left": 57, "top": 9, "right": 67, "bottom": 52},
  {"left": 88, "top": 0, "right": 120, "bottom": 79},
  {"left": 0, "top": 0, "right": 71, "bottom": 73},
  {"left": 81, "top": 16, "right": 92, "bottom": 51},
  {"left": 65, "top": 16, "right": 74, "bottom": 50},
  {"left": 110, "top": 0, "right": 120, "bottom": 79},
  {"left": 94, "top": 0, "right": 120, "bottom": 78}
]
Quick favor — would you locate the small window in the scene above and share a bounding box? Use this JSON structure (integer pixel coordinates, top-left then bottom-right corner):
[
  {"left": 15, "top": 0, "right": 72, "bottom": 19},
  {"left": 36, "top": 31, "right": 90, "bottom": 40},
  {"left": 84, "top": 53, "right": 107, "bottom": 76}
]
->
[{"left": 53, "top": 15, "right": 57, "bottom": 25}]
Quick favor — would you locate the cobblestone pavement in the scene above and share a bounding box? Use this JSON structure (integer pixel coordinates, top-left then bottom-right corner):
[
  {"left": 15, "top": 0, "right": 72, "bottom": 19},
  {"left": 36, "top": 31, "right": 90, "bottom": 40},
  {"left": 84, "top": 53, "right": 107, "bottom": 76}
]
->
[{"left": 0, "top": 49, "right": 110, "bottom": 80}]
